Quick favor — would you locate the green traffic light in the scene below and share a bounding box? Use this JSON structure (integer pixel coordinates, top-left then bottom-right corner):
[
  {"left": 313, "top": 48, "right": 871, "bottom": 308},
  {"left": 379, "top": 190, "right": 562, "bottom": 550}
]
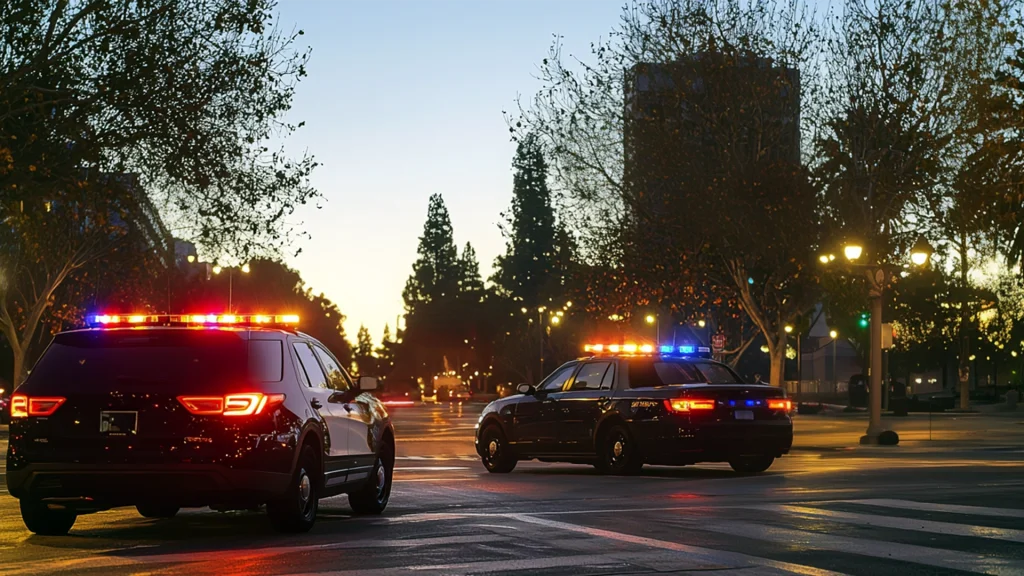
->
[{"left": 858, "top": 313, "right": 869, "bottom": 328}]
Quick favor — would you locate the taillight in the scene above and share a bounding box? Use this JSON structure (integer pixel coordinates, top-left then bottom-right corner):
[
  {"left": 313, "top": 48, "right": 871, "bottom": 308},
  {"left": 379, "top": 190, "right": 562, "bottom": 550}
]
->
[
  {"left": 767, "top": 398, "right": 792, "bottom": 411},
  {"left": 177, "top": 393, "right": 285, "bottom": 416},
  {"left": 10, "top": 394, "right": 66, "bottom": 418},
  {"left": 666, "top": 398, "right": 716, "bottom": 412}
]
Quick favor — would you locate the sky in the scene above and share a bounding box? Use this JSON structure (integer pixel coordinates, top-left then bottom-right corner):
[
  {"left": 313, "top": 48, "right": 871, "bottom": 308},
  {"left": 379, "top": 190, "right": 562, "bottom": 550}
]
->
[{"left": 273, "top": 0, "right": 625, "bottom": 343}]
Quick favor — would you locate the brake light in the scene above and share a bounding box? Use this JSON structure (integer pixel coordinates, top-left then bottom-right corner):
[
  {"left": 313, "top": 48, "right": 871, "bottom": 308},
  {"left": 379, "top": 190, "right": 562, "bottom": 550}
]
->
[
  {"left": 10, "top": 394, "right": 66, "bottom": 418},
  {"left": 767, "top": 398, "right": 792, "bottom": 411},
  {"left": 666, "top": 398, "right": 716, "bottom": 412},
  {"left": 177, "top": 393, "right": 285, "bottom": 416}
]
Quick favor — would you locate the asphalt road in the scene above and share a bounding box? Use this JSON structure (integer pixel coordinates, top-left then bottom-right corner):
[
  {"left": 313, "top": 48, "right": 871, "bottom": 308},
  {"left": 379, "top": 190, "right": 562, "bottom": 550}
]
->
[{"left": 2, "top": 404, "right": 1023, "bottom": 576}]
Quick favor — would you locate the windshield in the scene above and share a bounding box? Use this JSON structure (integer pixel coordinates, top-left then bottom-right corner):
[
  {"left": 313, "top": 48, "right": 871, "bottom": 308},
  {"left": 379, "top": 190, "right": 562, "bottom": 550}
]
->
[{"left": 627, "top": 359, "right": 742, "bottom": 388}]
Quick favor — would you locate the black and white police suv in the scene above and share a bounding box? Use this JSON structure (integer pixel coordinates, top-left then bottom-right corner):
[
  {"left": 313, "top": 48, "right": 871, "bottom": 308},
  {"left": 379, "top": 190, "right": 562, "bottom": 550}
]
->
[
  {"left": 6, "top": 313, "right": 395, "bottom": 535},
  {"left": 476, "top": 342, "right": 793, "bottom": 475}
]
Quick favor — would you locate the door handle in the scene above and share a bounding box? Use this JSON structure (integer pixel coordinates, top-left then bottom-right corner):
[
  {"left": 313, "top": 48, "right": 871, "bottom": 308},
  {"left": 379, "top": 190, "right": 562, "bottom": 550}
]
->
[{"left": 310, "top": 399, "right": 322, "bottom": 410}]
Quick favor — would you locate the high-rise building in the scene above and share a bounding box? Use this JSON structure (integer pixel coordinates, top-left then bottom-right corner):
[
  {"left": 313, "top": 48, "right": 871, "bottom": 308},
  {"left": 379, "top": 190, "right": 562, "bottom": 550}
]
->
[{"left": 623, "top": 53, "right": 801, "bottom": 213}]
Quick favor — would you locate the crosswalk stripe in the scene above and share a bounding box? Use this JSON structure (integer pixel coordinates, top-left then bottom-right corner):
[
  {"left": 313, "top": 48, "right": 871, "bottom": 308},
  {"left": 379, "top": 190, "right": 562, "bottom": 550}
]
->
[
  {"left": 751, "top": 504, "right": 1024, "bottom": 543},
  {"left": 697, "top": 519, "right": 1024, "bottom": 575},
  {"left": 837, "top": 498, "right": 1024, "bottom": 518},
  {"left": 510, "top": 514, "right": 849, "bottom": 576}
]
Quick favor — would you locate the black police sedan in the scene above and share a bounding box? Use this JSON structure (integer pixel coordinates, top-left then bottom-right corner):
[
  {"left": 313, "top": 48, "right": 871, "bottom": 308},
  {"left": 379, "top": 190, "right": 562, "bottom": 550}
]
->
[
  {"left": 6, "top": 314, "right": 396, "bottom": 535},
  {"left": 475, "top": 344, "right": 792, "bottom": 475}
]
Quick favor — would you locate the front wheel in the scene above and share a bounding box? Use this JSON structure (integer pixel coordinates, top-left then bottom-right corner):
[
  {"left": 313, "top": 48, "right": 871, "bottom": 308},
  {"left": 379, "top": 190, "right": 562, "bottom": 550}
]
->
[
  {"left": 729, "top": 455, "right": 775, "bottom": 474},
  {"left": 267, "top": 445, "right": 319, "bottom": 533},
  {"left": 20, "top": 498, "right": 77, "bottom": 535},
  {"left": 596, "top": 424, "right": 643, "bottom": 475},
  {"left": 349, "top": 444, "right": 394, "bottom": 515},
  {"left": 479, "top": 425, "right": 517, "bottom": 473}
]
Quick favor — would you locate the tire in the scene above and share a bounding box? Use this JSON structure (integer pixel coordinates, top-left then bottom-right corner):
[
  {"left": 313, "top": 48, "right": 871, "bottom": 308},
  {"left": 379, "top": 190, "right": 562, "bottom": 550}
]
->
[
  {"left": 595, "top": 424, "right": 644, "bottom": 475},
  {"left": 729, "top": 455, "right": 775, "bottom": 474},
  {"left": 267, "top": 445, "right": 319, "bottom": 533},
  {"left": 20, "top": 498, "right": 77, "bottom": 536},
  {"left": 136, "top": 504, "right": 180, "bottom": 519},
  {"left": 349, "top": 442, "right": 394, "bottom": 515},
  {"left": 479, "top": 425, "right": 517, "bottom": 473}
]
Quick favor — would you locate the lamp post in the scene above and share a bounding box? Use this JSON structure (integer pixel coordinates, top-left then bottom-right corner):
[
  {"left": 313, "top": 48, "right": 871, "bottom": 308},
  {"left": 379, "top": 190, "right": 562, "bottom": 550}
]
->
[
  {"left": 830, "top": 329, "right": 839, "bottom": 393},
  {"left": 820, "top": 236, "right": 933, "bottom": 444},
  {"left": 645, "top": 313, "right": 658, "bottom": 343},
  {"left": 785, "top": 325, "right": 800, "bottom": 401},
  {"left": 213, "top": 263, "right": 250, "bottom": 312}
]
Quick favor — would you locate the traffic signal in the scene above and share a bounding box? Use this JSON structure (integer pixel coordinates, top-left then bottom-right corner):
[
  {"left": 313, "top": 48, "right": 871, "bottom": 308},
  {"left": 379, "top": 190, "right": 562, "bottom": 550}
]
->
[{"left": 858, "top": 313, "right": 869, "bottom": 329}]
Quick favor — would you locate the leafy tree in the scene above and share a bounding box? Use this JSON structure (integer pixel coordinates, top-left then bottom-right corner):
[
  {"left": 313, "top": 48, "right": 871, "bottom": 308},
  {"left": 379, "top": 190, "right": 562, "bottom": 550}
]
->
[
  {"left": 375, "top": 324, "right": 398, "bottom": 381},
  {"left": 0, "top": 0, "right": 315, "bottom": 384},
  {"left": 510, "top": 0, "right": 823, "bottom": 386}
]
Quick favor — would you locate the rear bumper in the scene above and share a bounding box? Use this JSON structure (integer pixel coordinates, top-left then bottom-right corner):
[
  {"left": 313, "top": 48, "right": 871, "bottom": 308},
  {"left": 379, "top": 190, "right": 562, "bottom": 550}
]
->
[
  {"left": 5, "top": 463, "right": 291, "bottom": 507},
  {"left": 641, "top": 420, "right": 793, "bottom": 465}
]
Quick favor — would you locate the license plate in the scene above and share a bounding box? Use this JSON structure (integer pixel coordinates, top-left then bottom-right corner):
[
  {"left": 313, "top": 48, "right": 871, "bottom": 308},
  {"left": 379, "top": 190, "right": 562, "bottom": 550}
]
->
[
  {"left": 100, "top": 411, "right": 138, "bottom": 436},
  {"left": 734, "top": 410, "right": 754, "bottom": 421}
]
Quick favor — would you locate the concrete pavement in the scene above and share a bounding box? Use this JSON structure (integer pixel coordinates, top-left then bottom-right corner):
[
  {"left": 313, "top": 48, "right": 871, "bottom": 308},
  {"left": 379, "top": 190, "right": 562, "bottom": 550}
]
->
[{"left": 1, "top": 404, "right": 1022, "bottom": 575}]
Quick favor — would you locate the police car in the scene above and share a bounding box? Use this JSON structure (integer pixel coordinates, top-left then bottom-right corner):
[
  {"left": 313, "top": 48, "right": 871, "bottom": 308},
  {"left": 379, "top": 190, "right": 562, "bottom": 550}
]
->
[
  {"left": 6, "top": 313, "right": 395, "bottom": 535},
  {"left": 475, "top": 343, "right": 792, "bottom": 475}
]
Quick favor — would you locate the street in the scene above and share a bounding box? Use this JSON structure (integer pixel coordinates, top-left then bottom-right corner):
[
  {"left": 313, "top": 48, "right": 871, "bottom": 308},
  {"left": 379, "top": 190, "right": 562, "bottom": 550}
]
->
[{"left": 2, "top": 405, "right": 1023, "bottom": 576}]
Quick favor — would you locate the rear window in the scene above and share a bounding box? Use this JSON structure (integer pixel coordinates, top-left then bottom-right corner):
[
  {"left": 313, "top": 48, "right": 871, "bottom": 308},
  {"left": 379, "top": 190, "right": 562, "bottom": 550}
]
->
[
  {"left": 29, "top": 330, "right": 281, "bottom": 388},
  {"left": 627, "top": 359, "right": 742, "bottom": 388}
]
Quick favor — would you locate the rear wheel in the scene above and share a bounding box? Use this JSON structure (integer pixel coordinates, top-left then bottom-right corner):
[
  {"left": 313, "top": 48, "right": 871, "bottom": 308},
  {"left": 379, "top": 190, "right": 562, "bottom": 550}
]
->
[
  {"left": 349, "top": 443, "right": 394, "bottom": 515},
  {"left": 136, "top": 504, "right": 180, "bottom": 519},
  {"left": 480, "top": 425, "right": 517, "bottom": 473},
  {"left": 20, "top": 498, "right": 77, "bottom": 536},
  {"left": 596, "top": 424, "right": 643, "bottom": 475},
  {"left": 729, "top": 455, "right": 775, "bottom": 474},
  {"left": 267, "top": 445, "right": 319, "bottom": 533}
]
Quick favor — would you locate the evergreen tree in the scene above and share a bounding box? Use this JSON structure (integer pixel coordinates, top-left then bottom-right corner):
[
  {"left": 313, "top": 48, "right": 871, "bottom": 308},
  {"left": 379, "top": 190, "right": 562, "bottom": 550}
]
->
[
  {"left": 375, "top": 324, "right": 397, "bottom": 379},
  {"left": 494, "top": 133, "right": 557, "bottom": 306},
  {"left": 403, "top": 194, "right": 460, "bottom": 308},
  {"left": 354, "top": 325, "right": 375, "bottom": 376},
  {"left": 458, "top": 242, "right": 485, "bottom": 296}
]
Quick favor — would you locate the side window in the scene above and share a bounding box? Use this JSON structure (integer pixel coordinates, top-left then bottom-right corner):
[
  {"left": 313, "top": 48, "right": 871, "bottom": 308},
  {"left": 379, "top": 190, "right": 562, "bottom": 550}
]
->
[
  {"left": 600, "top": 363, "right": 616, "bottom": 390},
  {"left": 540, "top": 363, "right": 577, "bottom": 392},
  {"left": 313, "top": 345, "right": 351, "bottom": 391},
  {"left": 293, "top": 343, "right": 328, "bottom": 389},
  {"left": 571, "top": 362, "right": 611, "bottom": 391}
]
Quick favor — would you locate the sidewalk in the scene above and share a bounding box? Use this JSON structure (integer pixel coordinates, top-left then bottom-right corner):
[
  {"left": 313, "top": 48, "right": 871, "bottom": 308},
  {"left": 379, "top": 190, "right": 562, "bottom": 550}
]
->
[{"left": 791, "top": 412, "right": 1024, "bottom": 453}]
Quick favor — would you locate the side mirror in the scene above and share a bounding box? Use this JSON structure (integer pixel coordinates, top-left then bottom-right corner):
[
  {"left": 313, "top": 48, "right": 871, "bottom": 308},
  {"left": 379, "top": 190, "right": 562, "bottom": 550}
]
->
[
  {"left": 517, "top": 383, "right": 535, "bottom": 395},
  {"left": 358, "top": 376, "right": 378, "bottom": 391}
]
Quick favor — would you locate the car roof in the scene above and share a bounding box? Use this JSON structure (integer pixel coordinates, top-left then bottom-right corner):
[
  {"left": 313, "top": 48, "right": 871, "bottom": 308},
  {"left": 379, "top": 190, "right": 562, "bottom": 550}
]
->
[{"left": 57, "top": 326, "right": 297, "bottom": 340}]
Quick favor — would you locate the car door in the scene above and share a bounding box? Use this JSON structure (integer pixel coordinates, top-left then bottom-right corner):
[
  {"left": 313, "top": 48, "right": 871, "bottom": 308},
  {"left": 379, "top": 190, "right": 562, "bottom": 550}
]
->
[
  {"left": 556, "top": 361, "right": 615, "bottom": 455},
  {"left": 311, "top": 344, "right": 375, "bottom": 480},
  {"left": 291, "top": 341, "right": 352, "bottom": 487},
  {"left": 513, "top": 362, "right": 577, "bottom": 455}
]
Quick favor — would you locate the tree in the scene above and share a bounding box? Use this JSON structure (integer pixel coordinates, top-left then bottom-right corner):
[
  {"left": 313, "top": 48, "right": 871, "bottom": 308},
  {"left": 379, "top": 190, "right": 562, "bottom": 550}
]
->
[
  {"left": 510, "top": 0, "right": 823, "bottom": 386},
  {"left": 493, "top": 133, "right": 558, "bottom": 306},
  {"left": 0, "top": 0, "right": 316, "bottom": 384},
  {"left": 354, "top": 325, "right": 375, "bottom": 376},
  {"left": 814, "top": 0, "right": 1021, "bottom": 409},
  {"left": 401, "top": 194, "right": 463, "bottom": 379},
  {"left": 375, "top": 324, "right": 397, "bottom": 381}
]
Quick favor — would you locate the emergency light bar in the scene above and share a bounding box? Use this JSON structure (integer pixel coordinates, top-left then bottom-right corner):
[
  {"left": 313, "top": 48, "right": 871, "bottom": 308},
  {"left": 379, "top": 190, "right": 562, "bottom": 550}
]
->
[
  {"left": 583, "top": 343, "right": 712, "bottom": 357},
  {"left": 88, "top": 314, "right": 300, "bottom": 328}
]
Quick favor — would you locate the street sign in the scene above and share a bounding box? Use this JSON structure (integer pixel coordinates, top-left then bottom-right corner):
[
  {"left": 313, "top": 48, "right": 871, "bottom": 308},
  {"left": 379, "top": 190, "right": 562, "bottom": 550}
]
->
[
  {"left": 711, "top": 334, "right": 726, "bottom": 352},
  {"left": 881, "top": 323, "right": 894, "bottom": 349}
]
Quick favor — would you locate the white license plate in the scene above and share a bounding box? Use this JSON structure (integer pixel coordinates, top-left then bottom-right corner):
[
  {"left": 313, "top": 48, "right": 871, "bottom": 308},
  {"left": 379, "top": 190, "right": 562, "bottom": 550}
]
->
[{"left": 734, "top": 410, "right": 754, "bottom": 421}]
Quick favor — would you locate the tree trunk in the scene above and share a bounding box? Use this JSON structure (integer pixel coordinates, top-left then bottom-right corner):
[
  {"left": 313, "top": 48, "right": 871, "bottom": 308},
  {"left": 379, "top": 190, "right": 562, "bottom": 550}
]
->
[
  {"left": 11, "top": 344, "right": 26, "bottom": 388},
  {"left": 768, "top": 342, "right": 786, "bottom": 390}
]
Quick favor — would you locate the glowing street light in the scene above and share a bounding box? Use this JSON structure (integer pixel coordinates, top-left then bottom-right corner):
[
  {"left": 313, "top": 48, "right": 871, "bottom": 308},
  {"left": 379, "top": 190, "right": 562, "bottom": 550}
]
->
[
  {"left": 212, "top": 265, "right": 223, "bottom": 275},
  {"left": 241, "top": 263, "right": 251, "bottom": 274},
  {"left": 697, "top": 319, "right": 706, "bottom": 328},
  {"left": 829, "top": 329, "right": 838, "bottom": 339},
  {"left": 843, "top": 243, "right": 864, "bottom": 262},
  {"left": 645, "top": 314, "right": 656, "bottom": 324},
  {"left": 910, "top": 236, "right": 934, "bottom": 267},
  {"left": 550, "top": 315, "right": 561, "bottom": 325},
  {"left": 784, "top": 325, "right": 794, "bottom": 334}
]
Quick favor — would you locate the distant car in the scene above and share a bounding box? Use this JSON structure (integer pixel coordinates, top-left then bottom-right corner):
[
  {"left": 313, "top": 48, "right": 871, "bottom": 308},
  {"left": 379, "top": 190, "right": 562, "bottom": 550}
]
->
[
  {"left": 378, "top": 390, "right": 417, "bottom": 409},
  {"left": 6, "top": 313, "right": 395, "bottom": 535},
  {"left": 475, "top": 344, "right": 793, "bottom": 475}
]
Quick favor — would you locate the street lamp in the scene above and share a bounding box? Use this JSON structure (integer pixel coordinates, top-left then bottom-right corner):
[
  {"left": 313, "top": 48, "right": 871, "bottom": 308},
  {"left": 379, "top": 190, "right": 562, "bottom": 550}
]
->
[
  {"left": 820, "top": 236, "right": 934, "bottom": 444},
  {"left": 829, "top": 330, "right": 839, "bottom": 394},
  {"left": 550, "top": 315, "right": 561, "bottom": 325},
  {"left": 213, "top": 263, "right": 250, "bottom": 312},
  {"left": 645, "top": 314, "right": 656, "bottom": 324},
  {"left": 784, "top": 325, "right": 793, "bottom": 334}
]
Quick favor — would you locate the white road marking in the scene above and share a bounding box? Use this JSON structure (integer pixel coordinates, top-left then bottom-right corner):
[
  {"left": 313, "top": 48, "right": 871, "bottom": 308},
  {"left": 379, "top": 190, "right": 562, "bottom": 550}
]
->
[
  {"left": 838, "top": 498, "right": 1024, "bottom": 518},
  {"left": 752, "top": 504, "right": 1024, "bottom": 543},
  {"left": 697, "top": 519, "right": 1024, "bottom": 575},
  {"left": 509, "top": 514, "right": 849, "bottom": 576},
  {"left": 0, "top": 534, "right": 509, "bottom": 575}
]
